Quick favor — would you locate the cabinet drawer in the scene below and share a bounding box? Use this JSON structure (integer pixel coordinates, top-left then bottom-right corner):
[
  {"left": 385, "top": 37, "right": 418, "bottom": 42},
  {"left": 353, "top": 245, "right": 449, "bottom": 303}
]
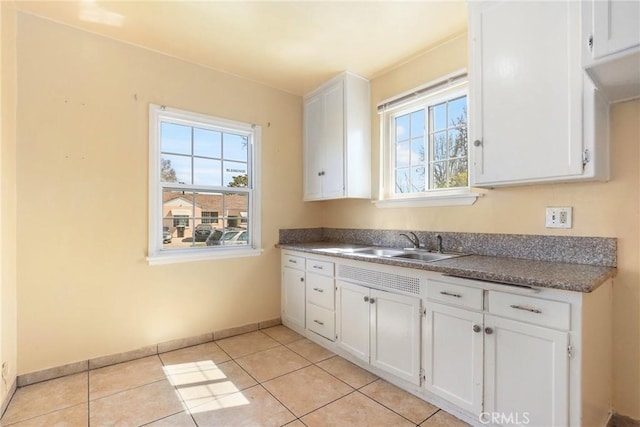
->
[
  {"left": 306, "top": 304, "right": 335, "bottom": 341},
  {"left": 427, "top": 279, "right": 484, "bottom": 310},
  {"left": 488, "top": 291, "right": 570, "bottom": 330},
  {"left": 283, "top": 254, "right": 305, "bottom": 270},
  {"left": 306, "top": 259, "right": 334, "bottom": 276},
  {"left": 307, "top": 274, "right": 335, "bottom": 310}
]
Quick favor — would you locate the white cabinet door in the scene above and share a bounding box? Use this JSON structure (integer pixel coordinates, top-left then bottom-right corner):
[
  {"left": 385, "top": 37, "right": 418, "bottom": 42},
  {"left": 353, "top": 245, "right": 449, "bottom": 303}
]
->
[
  {"left": 321, "top": 80, "right": 345, "bottom": 199},
  {"left": 469, "top": 1, "right": 585, "bottom": 186},
  {"left": 592, "top": 0, "right": 640, "bottom": 59},
  {"left": 282, "top": 267, "right": 306, "bottom": 330},
  {"left": 303, "top": 94, "right": 324, "bottom": 200},
  {"left": 424, "top": 303, "right": 483, "bottom": 414},
  {"left": 484, "top": 315, "right": 569, "bottom": 427},
  {"left": 371, "top": 289, "right": 421, "bottom": 385},
  {"left": 336, "top": 281, "right": 370, "bottom": 362}
]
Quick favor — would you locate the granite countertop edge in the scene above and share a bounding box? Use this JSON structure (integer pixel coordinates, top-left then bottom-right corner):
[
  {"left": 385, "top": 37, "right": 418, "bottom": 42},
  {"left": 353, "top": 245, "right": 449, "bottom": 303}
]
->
[{"left": 277, "top": 242, "right": 617, "bottom": 293}]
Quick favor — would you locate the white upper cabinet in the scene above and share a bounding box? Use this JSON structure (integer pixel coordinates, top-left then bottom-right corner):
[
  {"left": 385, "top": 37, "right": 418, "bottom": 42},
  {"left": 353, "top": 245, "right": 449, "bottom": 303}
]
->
[
  {"left": 583, "top": 0, "right": 640, "bottom": 102},
  {"left": 303, "top": 72, "right": 371, "bottom": 201},
  {"left": 468, "top": 1, "right": 609, "bottom": 187}
]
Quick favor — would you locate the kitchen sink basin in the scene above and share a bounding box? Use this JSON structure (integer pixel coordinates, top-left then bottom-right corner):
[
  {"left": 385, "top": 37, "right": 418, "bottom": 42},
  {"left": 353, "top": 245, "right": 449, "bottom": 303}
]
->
[
  {"left": 392, "top": 252, "right": 462, "bottom": 262},
  {"left": 351, "top": 247, "right": 406, "bottom": 257},
  {"left": 349, "top": 247, "right": 467, "bottom": 262}
]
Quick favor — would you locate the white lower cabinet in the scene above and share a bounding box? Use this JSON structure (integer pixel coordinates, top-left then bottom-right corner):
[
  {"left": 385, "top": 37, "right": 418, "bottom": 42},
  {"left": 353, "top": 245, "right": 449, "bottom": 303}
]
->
[
  {"left": 484, "top": 315, "right": 569, "bottom": 427},
  {"left": 281, "top": 255, "right": 306, "bottom": 331},
  {"left": 424, "top": 302, "right": 484, "bottom": 414},
  {"left": 337, "top": 280, "right": 421, "bottom": 385},
  {"left": 305, "top": 258, "right": 336, "bottom": 341}
]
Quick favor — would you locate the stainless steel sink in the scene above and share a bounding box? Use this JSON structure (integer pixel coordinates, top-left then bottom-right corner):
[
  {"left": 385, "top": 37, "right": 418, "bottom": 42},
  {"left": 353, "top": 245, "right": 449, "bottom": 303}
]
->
[
  {"left": 351, "top": 247, "right": 406, "bottom": 257},
  {"left": 392, "top": 252, "right": 462, "bottom": 262},
  {"left": 349, "top": 247, "right": 467, "bottom": 262}
]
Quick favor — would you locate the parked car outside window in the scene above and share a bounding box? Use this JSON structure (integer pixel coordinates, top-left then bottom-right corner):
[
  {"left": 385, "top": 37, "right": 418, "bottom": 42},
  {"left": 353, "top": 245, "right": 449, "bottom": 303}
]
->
[
  {"left": 194, "top": 224, "right": 213, "bottom": 242},
  {"left": 205, "top": 229, "right": 248, "bottom": 246},
  {"left": 163, "top": 226, "right": 172, "bottom": 244}
]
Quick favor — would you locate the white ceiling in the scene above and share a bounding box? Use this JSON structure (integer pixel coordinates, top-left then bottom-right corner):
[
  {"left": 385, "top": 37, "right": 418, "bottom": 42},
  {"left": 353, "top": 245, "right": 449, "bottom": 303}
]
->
[{"left": 15, "top": 1, "right": 468, "bottom": 96}]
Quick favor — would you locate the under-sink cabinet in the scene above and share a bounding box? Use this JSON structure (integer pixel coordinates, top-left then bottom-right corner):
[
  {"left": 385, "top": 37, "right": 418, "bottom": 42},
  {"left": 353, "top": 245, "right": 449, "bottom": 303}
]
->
[
  {"left": 336, "top": 280, "right": 421, "bottom": 385},
  {"left": 280, "top": 250, "right": 612, "bottom": 427}
]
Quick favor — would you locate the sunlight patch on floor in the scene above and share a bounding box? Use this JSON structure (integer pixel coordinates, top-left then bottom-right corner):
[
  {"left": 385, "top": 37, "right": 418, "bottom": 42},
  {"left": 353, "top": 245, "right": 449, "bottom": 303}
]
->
[{"left": 163, "top": 360, "right": 250, "bottom": 415}]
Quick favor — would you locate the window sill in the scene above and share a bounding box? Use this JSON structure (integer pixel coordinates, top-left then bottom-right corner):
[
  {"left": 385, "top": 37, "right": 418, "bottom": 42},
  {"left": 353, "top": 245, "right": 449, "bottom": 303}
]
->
[
  {"left": 373, "top": 191, "right": 482, "bottom": 208},
  {"left": 147, "top": 247, "right": 263, "bottom": 265}
]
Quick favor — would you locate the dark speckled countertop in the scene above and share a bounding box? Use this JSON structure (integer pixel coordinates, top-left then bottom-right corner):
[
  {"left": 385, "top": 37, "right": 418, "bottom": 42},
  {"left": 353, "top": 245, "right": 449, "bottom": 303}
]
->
[{"left": 278, "top": 242, "right": 616, "bottom": 293}]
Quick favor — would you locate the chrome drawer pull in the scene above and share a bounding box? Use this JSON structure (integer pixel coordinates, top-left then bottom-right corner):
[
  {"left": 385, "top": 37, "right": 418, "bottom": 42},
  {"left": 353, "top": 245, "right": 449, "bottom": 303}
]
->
[
  {"left": 510, "top": 304, "right": 542, "bottom": 314},
  {"left": 313, "top": 320, "right": 324, "bottom": 326},
  {"left": 288, "top": 259, "right": 297, "bottom": 264},
  {"left": 312, "top": 265, "right": 323, "bottom": 270},
  {"left": 313, "top": 288, "right": 324, "bottom": 293},
  {"left": 440, "top": 291, "right": 462, "bottom": 298}
]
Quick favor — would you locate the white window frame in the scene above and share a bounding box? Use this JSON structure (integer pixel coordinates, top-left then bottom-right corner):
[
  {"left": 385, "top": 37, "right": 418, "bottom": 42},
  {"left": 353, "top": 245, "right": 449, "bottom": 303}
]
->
[
  {"left": 147, "top": 104, "right": 262, "bottom": 265},
  {"left": 375, "top": 72, "right": 481, "bottom": 208}
]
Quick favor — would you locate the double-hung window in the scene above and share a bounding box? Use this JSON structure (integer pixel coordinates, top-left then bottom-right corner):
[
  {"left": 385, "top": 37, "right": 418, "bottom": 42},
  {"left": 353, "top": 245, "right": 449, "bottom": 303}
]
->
[
  {"left": 377, "top": 72, "right": 479, "bottom": 207},
  {"left": 148, "top": 105, "right": 261, "bottom": 264}
]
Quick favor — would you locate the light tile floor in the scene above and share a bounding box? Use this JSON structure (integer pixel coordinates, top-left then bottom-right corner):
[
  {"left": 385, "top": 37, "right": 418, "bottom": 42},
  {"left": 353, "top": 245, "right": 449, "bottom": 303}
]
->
[{"left": 0, "top": 326, "right": 471, "bottom": 427}]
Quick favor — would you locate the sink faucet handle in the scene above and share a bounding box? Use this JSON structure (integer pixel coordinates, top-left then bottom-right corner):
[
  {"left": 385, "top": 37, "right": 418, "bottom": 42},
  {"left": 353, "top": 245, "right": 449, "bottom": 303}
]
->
[{"left": 436, "top": 234, "right": 443, "bottom": 253}]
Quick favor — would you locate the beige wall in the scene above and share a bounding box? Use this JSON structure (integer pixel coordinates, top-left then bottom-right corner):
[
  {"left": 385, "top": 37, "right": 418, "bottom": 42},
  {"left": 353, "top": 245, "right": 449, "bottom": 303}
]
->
[
  {"left": 0, "top": 0, "right": 18, "bottom": 406},
  {"left": 15, "top": 13, "right": 320, "bottom": 374},
  {"left": 322, "top": 35, "right": 640, "bottom": 418}
]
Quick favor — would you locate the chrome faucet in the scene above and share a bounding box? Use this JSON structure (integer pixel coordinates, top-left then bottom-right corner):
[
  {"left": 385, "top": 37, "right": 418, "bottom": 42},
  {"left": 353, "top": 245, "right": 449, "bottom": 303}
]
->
[
  {"left": 436, "top": 234, "right": 443, "bottom": 253},
  {"left": 400, "top": 232, "right": 420, "bottom": 249}
]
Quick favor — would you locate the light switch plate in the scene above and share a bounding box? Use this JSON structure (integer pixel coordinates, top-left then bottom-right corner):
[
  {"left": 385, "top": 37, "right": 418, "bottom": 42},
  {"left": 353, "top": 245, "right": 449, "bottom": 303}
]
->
[{"left": 546, "top": 207, "right": 572, "bottom": 229}]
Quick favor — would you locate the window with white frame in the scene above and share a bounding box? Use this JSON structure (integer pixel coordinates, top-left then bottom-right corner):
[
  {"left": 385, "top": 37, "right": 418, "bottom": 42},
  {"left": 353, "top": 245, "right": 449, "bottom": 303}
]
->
[
  {"left": 378, "top": 74, "right": 477, "bottom": 207},
  {"left": 148, "top": 105, "right": 261, "bottom": 264}
]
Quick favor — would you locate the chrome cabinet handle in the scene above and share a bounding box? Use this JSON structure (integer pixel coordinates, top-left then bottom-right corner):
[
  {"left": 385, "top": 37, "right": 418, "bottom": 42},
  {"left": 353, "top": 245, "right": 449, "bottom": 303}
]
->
[
  {"left": 364, "top": 296, "right": 369, "bottom": 302},
  {"left": 473, "top": 139, "right": 482, "bottom": 147},
  {"left": 312, "top": 265, "right": 323, "bottom": 270},
  {"left": 510, "top": 304, "right": 542, "bottom": 314},
  {"left": 313, "top": 287, "right": 324, "bottom": 293},
  {"left": 300, "top": 278, "right": 304, "bottom": 282},
  {"left": 288, "top": 259, "right": 297, "bottom": 264},
  {"left": 440, "top": 291, "right": 462, "bottom": 298},
  {"left": 369, "top": 298, "right": 375, "bottom": 304},
  {"left": 313, "top": 320, "right": 324, "bottom": 326},
  {"left": 485, "top": 327, "right": 494, "bottom": 335},
  {"left": 473, "top": 325, "right": 481, "bottom": 333}
]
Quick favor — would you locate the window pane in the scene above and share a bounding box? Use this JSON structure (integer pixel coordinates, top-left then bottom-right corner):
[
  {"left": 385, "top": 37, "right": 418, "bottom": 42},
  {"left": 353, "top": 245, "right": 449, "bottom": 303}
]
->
[
  {"left": 430, "top": 161, "right": 447, "bottom": 189},
  {"left": 448, "top": 159, "right": 468, "bottom": 187},
  {"left": 410, "top": 138, "right": 424, "bottom": 166},
  {"left": 161, "top": 154, "right": 191, "bottom": 184},
  {"left": 432, "top": 103, "right": 447, "bottom": 132},
  {"left": 396, "top": 141, "right": 410, "bottom": 168},
  {"left": 411, "top": 167, "right": 425, "bottom": 192},
  {"left": 194, "top": 128, "right": 221, "bottom": 158},
  {"left": 410, "top": 110, "right": 425, "bottom": 137},
  {"left": 395, "top": 168, "right": 410, "bottom": 193},
  {"left": 193, "top": 158, "right": 222, "bottom": 186},
  {"left": 432, "top": 132, "right": 447, "bottom": 161},
  {"left": 223, "top": 133, "right": 248, "bottom": 162},
  {"left": 448, "top": 128, "right": 467, "bottom": 158},
  {"left": 448, "top": 96, "right": 467, "bottom": 127},
  {"left": 223, "top": 162, "right": 248, "bottom": 187},
  {"left": 161, "top": 122, "right": 191, "bottom": 155},
  {"left": 395, "top": 114, "right": 410, "bottom": 142}
]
